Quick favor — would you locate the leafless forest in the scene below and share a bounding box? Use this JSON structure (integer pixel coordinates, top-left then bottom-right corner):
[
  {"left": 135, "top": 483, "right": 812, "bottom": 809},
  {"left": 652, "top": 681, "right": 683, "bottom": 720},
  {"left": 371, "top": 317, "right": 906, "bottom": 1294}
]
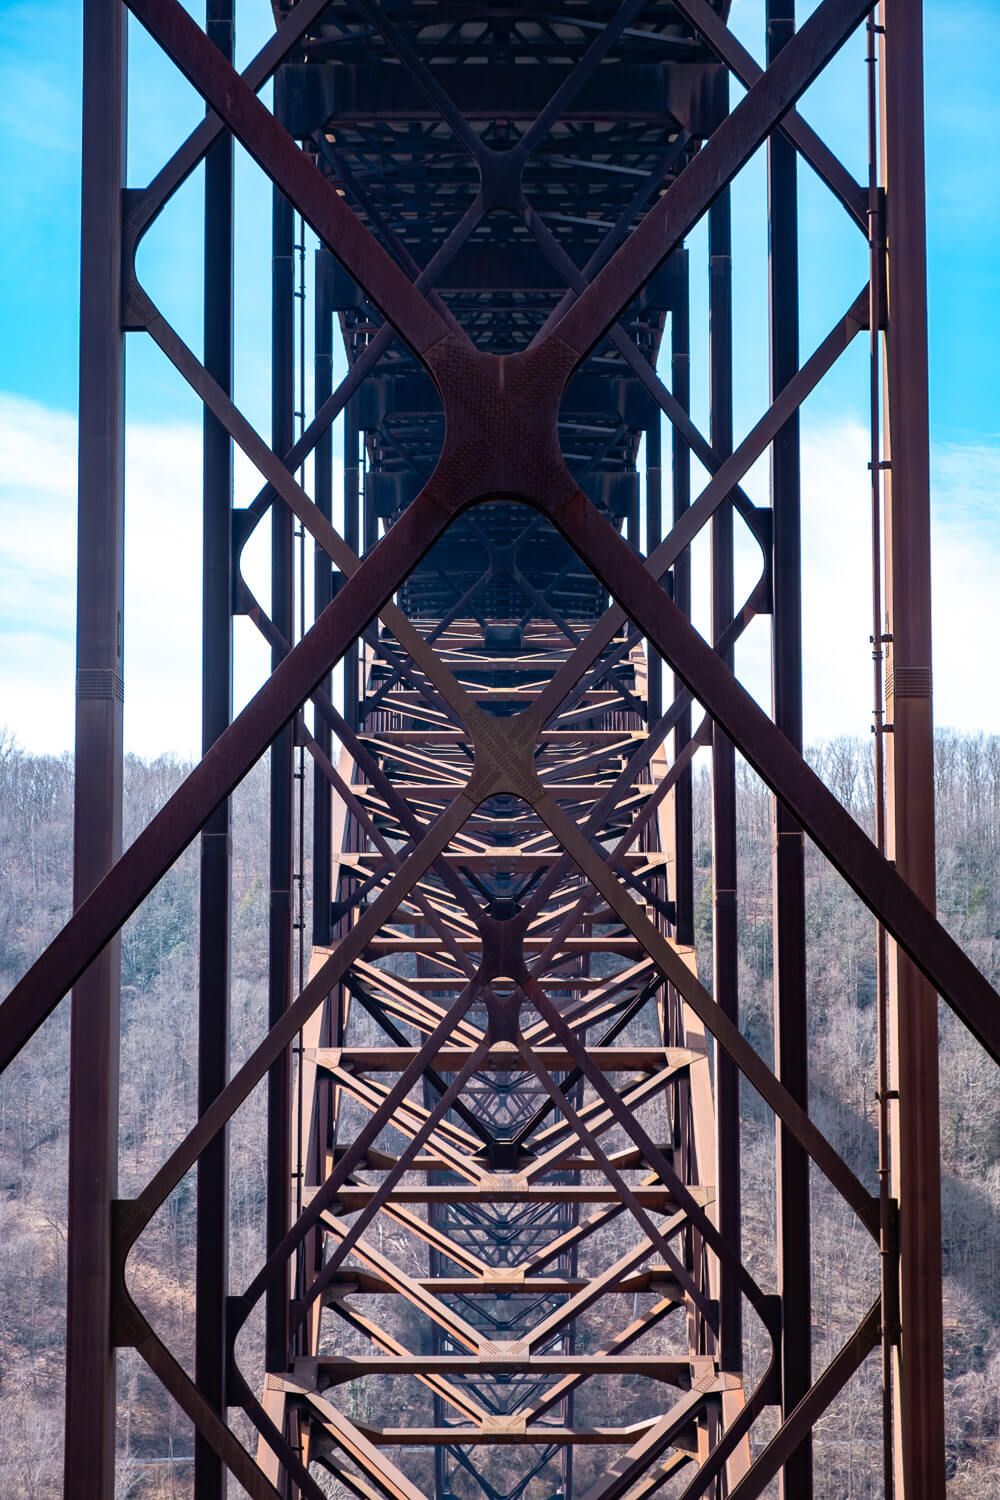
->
[{"left": 1, "top": 729, "right": 997, "bottom": 1497}]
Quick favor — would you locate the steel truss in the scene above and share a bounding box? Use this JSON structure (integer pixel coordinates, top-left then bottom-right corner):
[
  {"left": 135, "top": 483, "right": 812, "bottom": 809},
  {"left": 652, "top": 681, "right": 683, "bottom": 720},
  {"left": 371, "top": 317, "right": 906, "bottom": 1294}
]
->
[{"left": 1, "top": 1, "right": 996, "bottom": 1497}]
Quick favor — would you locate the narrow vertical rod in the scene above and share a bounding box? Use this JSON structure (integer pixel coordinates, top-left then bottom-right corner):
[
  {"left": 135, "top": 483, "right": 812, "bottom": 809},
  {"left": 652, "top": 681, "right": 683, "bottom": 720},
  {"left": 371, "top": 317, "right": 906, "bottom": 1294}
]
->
[
  {"left": 313, "top": 252, "right": 334, "bottom": 949},
  {"left": 867, "top": 13, "right": 896, "bottom": 1491},
  {"left": 64, "top": 3, "right": 126, "bottom": 1492},
  {"left": 266, "top": 112, "right": 295, "bottom": 1372},
  {"left": 671, "top": 249, "right": 694, "bottom": 947},
  {"left": 363, "top": 428, "right": 378, "bottom": 556},
  {"left": 195, "top": 2, "right": 234, "bottom": 1492},
  {"left": 292, "top": 217, "right": 308, "bottom": 1270},
  {"left": 627, "top": 472, "right": 640, "bottom": 551},
  {"left": 646, "top": 416, "right": 662, "bottom": 724},
  {"left": 344, "top": 400, "right": 360, "bottom": 726},
  {"left": 766, "top": 1, "right": 811, "bottom": 1489},
  {"left": 709, "top": 188, "right": 741, "bottom": 1373},
  {"left": 880, "top": 1, "right": 946, "bottom": 1492}
]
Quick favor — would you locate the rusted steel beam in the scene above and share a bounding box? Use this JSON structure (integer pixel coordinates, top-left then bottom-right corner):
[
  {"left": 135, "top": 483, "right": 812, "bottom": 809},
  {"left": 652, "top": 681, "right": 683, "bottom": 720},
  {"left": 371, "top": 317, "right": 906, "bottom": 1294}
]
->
[
  {"left": 318, "top": 1046, "right": 695, "bottom": 1071},
  {"left": 550, "top": 0, "right": 874, "bottom": 357},
  {"left": 709, "top": 183, "right": 741, "bottom": 1375},
  {"left": 128, "top": 0, "right": 334, "bottom": 240},
  {"left": 312, "top": 253, "right": 334, "bottom": 949},
  {"left": 767, "top": 1, "right": 812, "bottom": 1489},
  {"left": 355, "top": 781, "right": 659, "bottom": 798},
  {"left": 266, "top": 150, "right": 295, "bottom": 1374},
  {"left": 544, "top": 494, "right": 1000, "bottom": 1062},
  {"left": 363, "top": 937, "right": 650, "bottom": 954},
  {"left": 530, "top": 290, "right": 868, "bottom": 738},
  {"left": 670, "top": 0, "right": 867, "bottom": 224},
  {"left": 325, "top": 1423, "right": 701, "bottom": 1451},
  {"left": 63, "top": 3, "right": 126, "bottom": 1493},
  {"left": 320, "top": 1271, "right": 685, "bottom": 1297},
  {"left": 361, "top": 730, "right": 642, "bottom": 741},
  {"left": 326, "top": 1185, "right": 711, "bottom": 1207},
  {"left": 195, "top": 2, "right": 234, "bottom": 1492},
  {"left": 22, "top": 2, "right": 992, "bottom": 1489},
  {"left": 314, "top": 1355, "right": 692, "bottom": 1380},
  {"left": 129, "top": 0, "right": 452, "bottom": 355},
  {"left": 879, "top": 1, "right": 946, "bottom": 1492},
  {"left": 728, "top": 1303, "right": 882, "bottom": 1500},
  {"left": 339, "top": 850, "right": 669, "bottom": 868}
]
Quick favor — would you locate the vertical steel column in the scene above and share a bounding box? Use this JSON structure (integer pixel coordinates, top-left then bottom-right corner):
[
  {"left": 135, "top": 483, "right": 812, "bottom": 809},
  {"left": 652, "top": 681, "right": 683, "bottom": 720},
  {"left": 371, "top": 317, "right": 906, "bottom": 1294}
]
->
[
  {"left": 646, "top": 418, "right": 662, "bottom": 724},
  {"left": 767, "top": 1, "right": 811, "bottom": 1489},
  {"left": 627, "top": 477, "right": 640, "bottom": 551},
  {"left": 431, "top": 1220, "right": 447, "bottom": 1500},
  {"left": 709, "top": 189, "right": 741, "bottom": 1373},
  {"left": 195, "top": 4, "right": 234, "bottom": 1493},
  {"left": 880, "top": 1, "right": 946, "bottom": 1491},
  {"left": 343, "top": 400, "right": 360, "bottom": 726},
  {"left": 64, "top": 3, "right": 126, "bottom": 1493},
  {"left": 313, "top": 253, "right": 334, "bottom": 950},
  {"left": 267, "top": 105, "right": 296, "bottom": 1371},
  {"left": 671, "top": 250, "right": 694, "bottom": 947}
]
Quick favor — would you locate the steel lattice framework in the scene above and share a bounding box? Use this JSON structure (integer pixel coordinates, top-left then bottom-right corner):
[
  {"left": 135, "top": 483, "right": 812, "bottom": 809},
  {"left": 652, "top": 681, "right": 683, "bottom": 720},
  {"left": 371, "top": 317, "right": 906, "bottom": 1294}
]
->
[{"left": 2, "top": 1, "right": 998, "bottom": 1497}]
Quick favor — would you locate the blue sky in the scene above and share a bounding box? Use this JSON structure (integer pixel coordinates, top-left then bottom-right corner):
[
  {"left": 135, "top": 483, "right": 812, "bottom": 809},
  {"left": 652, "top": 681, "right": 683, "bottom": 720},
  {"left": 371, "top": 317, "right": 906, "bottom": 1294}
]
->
[{"left": 1, "top": 0, "right": 998, "bottom": 756}]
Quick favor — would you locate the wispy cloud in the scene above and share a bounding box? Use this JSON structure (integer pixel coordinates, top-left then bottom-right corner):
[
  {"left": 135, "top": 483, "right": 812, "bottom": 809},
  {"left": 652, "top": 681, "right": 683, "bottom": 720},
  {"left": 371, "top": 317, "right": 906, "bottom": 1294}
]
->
[
  {"left": 1, "top": 395, "right": 998, "bottom": 762},
  {"left": 737, "top": 419, "right": 1000, "bottom": 740}
]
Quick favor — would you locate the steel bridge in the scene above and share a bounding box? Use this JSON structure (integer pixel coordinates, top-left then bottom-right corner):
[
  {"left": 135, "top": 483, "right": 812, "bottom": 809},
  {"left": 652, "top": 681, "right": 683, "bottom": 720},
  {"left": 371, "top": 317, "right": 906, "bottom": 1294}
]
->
[{"left": 2, "top": 0, "right": 999, "bottom": 1497}]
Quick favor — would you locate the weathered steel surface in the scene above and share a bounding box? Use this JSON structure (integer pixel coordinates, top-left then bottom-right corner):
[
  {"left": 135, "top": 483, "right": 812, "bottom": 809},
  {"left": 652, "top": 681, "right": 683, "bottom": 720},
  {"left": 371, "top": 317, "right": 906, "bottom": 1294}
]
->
[
  {"left": 64, "top": 4, "right": 126, "bottom": 1495},
  {"left": 0, "top": 2, "right": 987, "bottom": 1497}
]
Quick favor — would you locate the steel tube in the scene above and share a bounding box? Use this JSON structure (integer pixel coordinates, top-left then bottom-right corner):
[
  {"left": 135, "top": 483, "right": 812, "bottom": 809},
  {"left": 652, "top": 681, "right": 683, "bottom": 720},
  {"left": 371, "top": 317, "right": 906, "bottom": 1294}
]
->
[
  {"left": 671, "top": 249, "right": 694, "bottom": 948},
  {"left": 767, "top": 0, "right": 812, "bottom": 1489},
  {"left": 312, "top": 253, "right": 335, "bottom": 949},
  {"left": 195, "top": 2, "right": 234, "bottom": 1492},
  {"left": 343, "top": 400, "right": 360, "bottom": 729},
  {"left": 709, "top": 187, "right": 742, "bottom": 1374},
  {"left": 879, "top": 1, "right": 946, "bottom": 1491},
  {"left": 64, "top": 2, "right": 126, "bottom": 1492},
  {"left": 266, "top": 151, "right": 295, "bottom": 1374}
]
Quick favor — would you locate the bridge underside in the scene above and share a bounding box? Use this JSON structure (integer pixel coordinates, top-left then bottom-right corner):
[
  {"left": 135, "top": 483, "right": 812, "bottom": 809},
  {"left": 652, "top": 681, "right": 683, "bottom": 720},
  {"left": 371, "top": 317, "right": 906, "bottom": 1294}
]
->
[{"left": 3, "top": 1, "right": 997, "bottom": 1498}]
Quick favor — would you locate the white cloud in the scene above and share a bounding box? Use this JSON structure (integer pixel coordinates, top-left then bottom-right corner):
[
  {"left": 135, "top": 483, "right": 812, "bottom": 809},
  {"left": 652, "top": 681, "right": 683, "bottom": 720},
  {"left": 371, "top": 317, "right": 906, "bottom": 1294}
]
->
[
  {"left": 1, "top": 394, "right": 998, "bottom": 763},
  {"left": 0, "top": 392, "right": 271, "bottom": 759},
  {"left": 731, "top": 419, "right": 1000, "bottom": 740},
  {"left": 929, "top": 440, "right": 1000, "bottom": 731},
  {"left": 801, "top": 419, "right": 881, "bottom": 741}
]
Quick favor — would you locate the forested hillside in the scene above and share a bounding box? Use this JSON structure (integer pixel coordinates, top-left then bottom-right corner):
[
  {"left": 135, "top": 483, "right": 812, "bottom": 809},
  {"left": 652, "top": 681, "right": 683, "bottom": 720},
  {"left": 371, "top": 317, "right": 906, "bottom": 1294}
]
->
[{"left": 0, "top": 730, "right": 997, "bottom": 1496}]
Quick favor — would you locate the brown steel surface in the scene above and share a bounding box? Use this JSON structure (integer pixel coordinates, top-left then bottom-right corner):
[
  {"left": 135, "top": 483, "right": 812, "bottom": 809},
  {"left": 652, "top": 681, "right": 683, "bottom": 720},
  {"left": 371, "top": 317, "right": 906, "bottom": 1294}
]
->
[{"left": 0, "top": 2, "right": 992, "bottom": 1497}]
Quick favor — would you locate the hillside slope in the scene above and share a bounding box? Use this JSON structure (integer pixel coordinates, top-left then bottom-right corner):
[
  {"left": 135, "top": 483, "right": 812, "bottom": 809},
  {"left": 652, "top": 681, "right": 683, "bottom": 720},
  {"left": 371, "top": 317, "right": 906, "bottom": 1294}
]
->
[{"left": 0, "top": 731, "right": 996, "bottom": 1496}]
